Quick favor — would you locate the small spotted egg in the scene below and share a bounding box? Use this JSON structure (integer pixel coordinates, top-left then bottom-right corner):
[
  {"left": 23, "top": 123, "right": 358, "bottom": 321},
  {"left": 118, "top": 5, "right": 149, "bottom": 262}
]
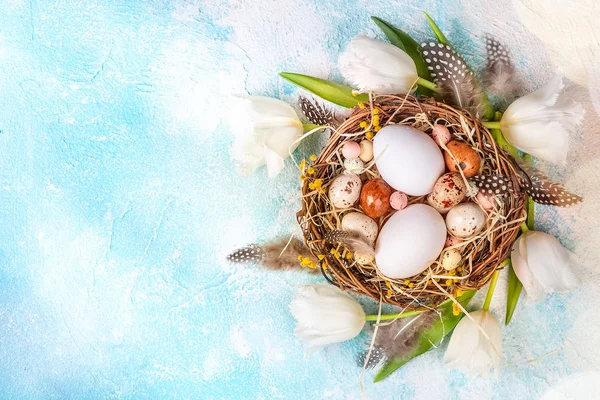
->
[
  {"left": 359, "top": 140, "right": 374, "bottom": 162},
  {"left": 476, "top": 191, "right": 496, "bottom": 210},
  {"left": 445, "top": 234, "right": 464, "bottom": 247},
  {"left": 343, "top": 157, "right": 364, "bottom": 174},
  {"left": 341, "top": 212, "right": 378, "bottom": 246},
  {"left": 328, "top": 173, "right": 362, "bottom": 209},
  {"left": 432, "top": 124, "right": 451, "bottom": 146},
  {"left": 390, "top": 191, "right": 408, "bottom": 210},
  {"left": 342, "top": 141, "right": 361, "bottom": 159},
  {"left": 445, "top": 202, "right": 486, "bottom": 238},
  {"left": 427, "top": 173, "right": 466, "bottom": 214},
  {"left": 441, "top": 248, "right": 462, "bottom": 271}
]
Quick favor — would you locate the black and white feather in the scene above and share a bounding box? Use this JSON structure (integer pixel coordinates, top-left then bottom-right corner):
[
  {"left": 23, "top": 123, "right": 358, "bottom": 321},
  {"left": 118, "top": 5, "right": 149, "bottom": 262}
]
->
[
  {"left": 516, "top": 165, "right": 583, "bottom": 207},
  {"left": 299, "top": 96, "right": 337, "bottom": 126},
  {"left": 227, "top": 238, "right": 320, "bottom": 273},
  {"left": 470, "top": 170, "right": 583, "bottom": 207},
  {"left": 420, "top": 42, "right": 484, "bottom": 116},
  {"left": 482, "top": 36, "right": 519, "bottom": 99},
  {"left": 356, "top": 347, "right": 386, "bottom": 369},
  {"left": 324, "top": 229, "right": 374, "bottom": 257},
  {"left": 469, "top": 174, "right": 514, "bottom": 196},
  {"left": 357, "top": 312, "right": 438, "bottom": 368}
]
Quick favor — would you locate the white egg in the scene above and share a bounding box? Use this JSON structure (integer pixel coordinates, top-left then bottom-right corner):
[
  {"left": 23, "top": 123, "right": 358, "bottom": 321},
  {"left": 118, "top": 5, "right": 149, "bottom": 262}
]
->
[
  {"left": 445, "top": 203, "right": 486, "bottom": 238},
  {"left": 373, "top": 125, "right": 445, "bottom": 196},
  {"left": 343, "top": 158, "right": 364, "bottom": 174},
  {"left": 328, "top": 173, "right": 362, "bottom": 209},
  {"left": 341, "top": 212, "right": 378, "bottom": 246},
  {"left": 375, "top": 204, "right": 447, "bottom": 279}
]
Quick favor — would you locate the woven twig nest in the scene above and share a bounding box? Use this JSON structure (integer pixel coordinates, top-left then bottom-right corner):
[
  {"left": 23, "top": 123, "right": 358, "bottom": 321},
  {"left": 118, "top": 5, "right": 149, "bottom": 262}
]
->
[{"left": 296, "top": 94, "right": 527, "bottom": 310}]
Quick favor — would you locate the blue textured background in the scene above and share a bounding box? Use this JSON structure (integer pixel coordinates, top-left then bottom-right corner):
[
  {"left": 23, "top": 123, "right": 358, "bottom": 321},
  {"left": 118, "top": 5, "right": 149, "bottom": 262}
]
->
[{"left": 1, "top": 1, "right": 599, "bottom": 399}]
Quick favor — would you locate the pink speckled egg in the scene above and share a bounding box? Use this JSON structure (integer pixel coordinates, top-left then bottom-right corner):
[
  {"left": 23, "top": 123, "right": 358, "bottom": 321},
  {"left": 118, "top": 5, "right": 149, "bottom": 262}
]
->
[
  {"left": 445, "top": 234, "right": 464, "bottom": 247},
  {"left": 432, "top": 124, "right": 451, "bottom": 146},
  {"left": 342, "top": 141, "right": 361, "bottom": 159},
  {"left": 476, "top": 191, "right": 496, "bottom": 210},
  {"left": 390, "top": 191, "right": 408, "bottom": 210}
]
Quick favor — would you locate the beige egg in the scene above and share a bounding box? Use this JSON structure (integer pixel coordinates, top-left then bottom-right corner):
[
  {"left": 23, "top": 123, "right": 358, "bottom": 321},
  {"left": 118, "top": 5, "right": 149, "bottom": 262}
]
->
[
  {"left": 341, "top": 212, "right": 378, "bottom": 246},
  {"left": 328, "top": 173, "right": 362, "bottom": 209},
  {"left": 359, "top": 140, "right": 374, "bottom": 162},
  {"left": 427, "top": 173, "right": 467, "bottom": 213},
  {"left": 354, "top": 251, "right": 375, "bottom": 264},
  {"left": 445, "top": 203, "right": 486, "bottom": 238},
  {"left": 441, "top": 248, "right": 462, "bottom": 270},
  {"left": 343, "top": 158, "right": 364, "bottom": 174}
]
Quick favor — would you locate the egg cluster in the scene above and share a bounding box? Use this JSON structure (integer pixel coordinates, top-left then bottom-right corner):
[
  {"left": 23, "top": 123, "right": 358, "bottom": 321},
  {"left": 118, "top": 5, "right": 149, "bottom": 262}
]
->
[{"left": 326, "top": 121, "right": 492, "bottom": 287}]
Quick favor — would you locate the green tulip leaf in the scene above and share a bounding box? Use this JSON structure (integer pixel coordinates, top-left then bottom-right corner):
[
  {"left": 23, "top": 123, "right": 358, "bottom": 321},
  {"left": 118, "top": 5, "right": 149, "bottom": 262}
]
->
[
  {"left": 373, "top": 290, "right": 476, "bottom": 383},
  {"left": 279, "top": 72, "right": 368, "bottom": 108},
  {"left": 371, "top": 16, "right": 433, "bottom": 97},
  {"left": 423, "top": 12, "right": 452, "bottom": 49},
  {"left": 505, "top": 260, "right": 522, "bottom": 325}
]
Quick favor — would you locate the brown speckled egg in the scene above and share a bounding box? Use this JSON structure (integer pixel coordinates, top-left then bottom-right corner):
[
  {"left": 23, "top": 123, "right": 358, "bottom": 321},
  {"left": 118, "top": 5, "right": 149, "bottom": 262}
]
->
[
  {"left": 360, "top": 178, "right": 394, "bottom": 218},
  {"left": 427, "top": 173, "right": 466, "bottom": 214},
  {"left": 444, "top": 140, "right": 481, "bottom": 178}
]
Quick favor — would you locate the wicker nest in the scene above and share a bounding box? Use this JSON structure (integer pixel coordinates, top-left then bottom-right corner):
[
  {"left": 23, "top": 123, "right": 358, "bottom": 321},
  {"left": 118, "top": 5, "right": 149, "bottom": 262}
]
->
[{"left": 296, "top": 94, "right": 527, "bottom": 310}]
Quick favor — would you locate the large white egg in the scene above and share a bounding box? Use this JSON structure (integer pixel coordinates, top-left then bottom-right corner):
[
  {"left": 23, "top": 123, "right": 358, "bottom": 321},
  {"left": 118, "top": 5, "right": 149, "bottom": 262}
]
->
[
  {"left": 373, "top": 125, "right": 445, "bottom": 196},
  {"left": 375, "top": 204, "right": 446, "bottom": 279}
]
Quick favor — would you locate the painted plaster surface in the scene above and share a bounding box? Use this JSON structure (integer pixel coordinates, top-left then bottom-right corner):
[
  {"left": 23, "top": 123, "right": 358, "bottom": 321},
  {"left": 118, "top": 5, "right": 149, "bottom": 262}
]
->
[{"left": 0, "top": 0, "right": 599, "bottom": 399}]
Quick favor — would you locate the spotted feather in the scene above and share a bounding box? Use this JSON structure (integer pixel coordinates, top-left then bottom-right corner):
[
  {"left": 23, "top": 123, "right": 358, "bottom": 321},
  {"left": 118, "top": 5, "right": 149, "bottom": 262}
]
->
[
  {"left": 420, "top": 42, "right": 485, "bottom": 116},
  {"left": 356, "top": 347, "right": 386, "bottom": 369},
  {"left": 299, "top": 96, "right": 336, "bottom": 126},
  {"left": 469, "top": 174, "right": 514, "bottom": 196},
  {"left": 227, "top": 238, "right": 320, "bottom": 273},
  {"left": 324, "top": 229, "right": 374, "bottom": 257},
  {"left": 518, "top": 170, "right": 583, "bottom": 207},
  {"left": 482, "top": 35, "right": 519, "bottom": 99}
]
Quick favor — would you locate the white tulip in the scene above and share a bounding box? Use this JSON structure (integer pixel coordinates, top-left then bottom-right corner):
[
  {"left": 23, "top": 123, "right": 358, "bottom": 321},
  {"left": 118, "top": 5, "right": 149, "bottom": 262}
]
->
[
  {"left": 500, "top": 75, "right": 584, "bottom": 165},
  {"left": 230, "top": 95, "right": 303, "bottom": 178},
  {"left": 339, "top": 34, "right": 419, "bottom": 95},
  {"left": 443, "top": 310, "right": 502, "bottom": 375},
  {"left": 290, "top": 284, "right": 366, "bottom": 354},
  {"left": 511, "top": 231, "right": 579, "bottom": 301}
]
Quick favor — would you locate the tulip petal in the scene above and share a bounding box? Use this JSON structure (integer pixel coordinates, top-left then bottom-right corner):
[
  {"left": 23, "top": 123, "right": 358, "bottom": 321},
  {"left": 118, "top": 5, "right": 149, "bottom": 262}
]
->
[
  {"left": 500, "top": 74, "right": 584, "bottom": 165},
  {"left": 511, "top": 234, "right": 546, "bottom": 301},
  {"left": 263, "top": 145, "right": 285, "bottom": 178},
  {"left": 229, "top": 96, "right": 303, "bottom": 177},
  {"left": 523, "top": 232, "right": 579, "bottom": 293},
  {"left": 443, "top": 310, "right": 502, "bottom": 375},
  {"left": 503, "top": 120, "right": 569, "bottom": 165},
  {"left": 290, "top": 284, "right": 366, "bottom": 355},
  {"left": 339, "top": 35, "right": 419, "bottom": 94}
]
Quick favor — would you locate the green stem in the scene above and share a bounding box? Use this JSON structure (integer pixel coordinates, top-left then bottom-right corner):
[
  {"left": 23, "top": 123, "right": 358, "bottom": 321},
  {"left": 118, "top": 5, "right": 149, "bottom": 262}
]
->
[
  {"left": 482, "top": 121, "right": 502, "bottom": 130},
  {"left": 482, "top": 269, "right": 501, "bottom": 311},
  {"left": 416, "top": 77, "right": 438, "bottom": 92},
  {"left": 520, "top": 221, "right": 530, "bottom": 233},
  {"left": 303, "top": 123, "right": 322, "bottom": 131},
  {"left": 365, "top": 309, "right": 426, "bottom": 321}
]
